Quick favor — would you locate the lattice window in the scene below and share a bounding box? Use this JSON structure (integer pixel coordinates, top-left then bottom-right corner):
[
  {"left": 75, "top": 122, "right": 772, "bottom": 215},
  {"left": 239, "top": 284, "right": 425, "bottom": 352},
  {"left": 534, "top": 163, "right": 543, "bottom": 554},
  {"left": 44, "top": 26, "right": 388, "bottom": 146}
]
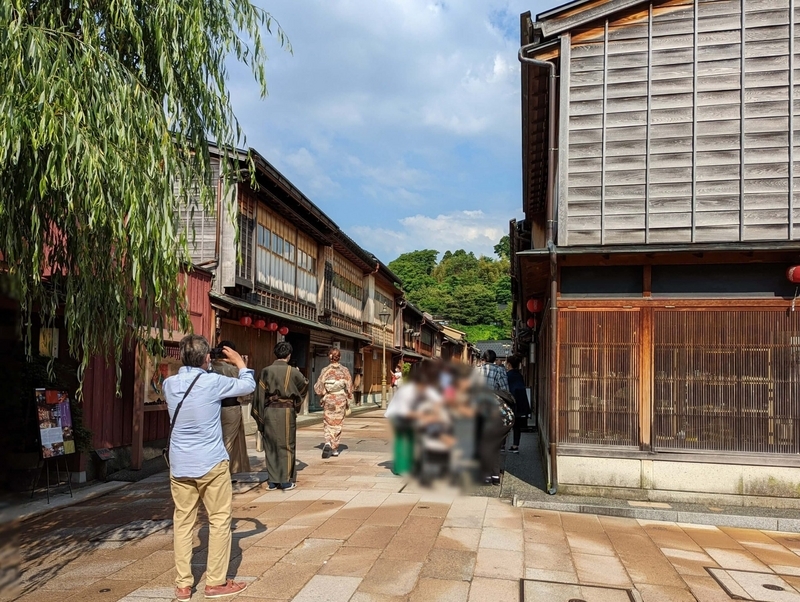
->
[
  {"left": 653, "top": 310, "right": 800, "bottom": 454},
  {"left": 558, "top": 310, "right": 640, "bottom": 446},
  {"left": 236, "top": 195, "right": 256, "bottom": 282},
  {"left": 330, "top": 252, "right": 364, "bottom": 322}
]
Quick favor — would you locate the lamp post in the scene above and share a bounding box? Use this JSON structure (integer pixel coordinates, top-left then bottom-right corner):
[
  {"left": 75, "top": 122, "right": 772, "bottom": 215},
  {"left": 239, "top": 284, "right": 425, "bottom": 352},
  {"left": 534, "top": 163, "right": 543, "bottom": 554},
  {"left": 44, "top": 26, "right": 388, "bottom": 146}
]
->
[{"left": 379, "top": 304, "right": 391, "bottom": 409}]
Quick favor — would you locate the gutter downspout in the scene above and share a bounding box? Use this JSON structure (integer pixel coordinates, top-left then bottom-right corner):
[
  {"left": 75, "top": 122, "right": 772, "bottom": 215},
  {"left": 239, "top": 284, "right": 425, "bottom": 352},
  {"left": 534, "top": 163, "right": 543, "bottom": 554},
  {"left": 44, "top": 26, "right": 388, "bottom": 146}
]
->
[{"left": 519, "top": 44, "right": 559, "bottom": 495}]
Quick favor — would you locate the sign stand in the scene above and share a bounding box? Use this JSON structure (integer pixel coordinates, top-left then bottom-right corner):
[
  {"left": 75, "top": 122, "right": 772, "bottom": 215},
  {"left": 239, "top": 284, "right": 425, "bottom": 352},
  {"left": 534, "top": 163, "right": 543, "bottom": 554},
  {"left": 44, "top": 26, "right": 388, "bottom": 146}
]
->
[
  {"left": 30, "top": 456, "right": 73, "bottom": 504},
  {"left": 32, "top": 388, "right": 77, "bottom": 503}
]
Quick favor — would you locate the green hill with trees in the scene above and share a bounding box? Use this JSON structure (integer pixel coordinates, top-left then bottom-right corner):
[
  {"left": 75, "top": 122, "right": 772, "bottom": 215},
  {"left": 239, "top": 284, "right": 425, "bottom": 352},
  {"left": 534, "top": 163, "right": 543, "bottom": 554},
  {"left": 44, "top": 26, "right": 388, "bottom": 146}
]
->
[{"left": 388, "top": 236, "right": 512, "bottom": 341}]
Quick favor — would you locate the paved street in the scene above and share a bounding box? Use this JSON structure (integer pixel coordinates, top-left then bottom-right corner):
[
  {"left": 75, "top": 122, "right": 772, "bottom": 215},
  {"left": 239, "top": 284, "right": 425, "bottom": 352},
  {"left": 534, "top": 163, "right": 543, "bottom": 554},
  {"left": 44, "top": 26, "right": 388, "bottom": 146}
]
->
[{"left": 7, "top": 411, "right": 800, "bottom": 602}]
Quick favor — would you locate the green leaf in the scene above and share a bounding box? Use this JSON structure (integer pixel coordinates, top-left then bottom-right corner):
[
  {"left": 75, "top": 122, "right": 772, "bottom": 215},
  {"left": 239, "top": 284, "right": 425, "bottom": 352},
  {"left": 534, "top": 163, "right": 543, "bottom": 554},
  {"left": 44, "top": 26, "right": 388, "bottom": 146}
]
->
[{"left": 0, "top": 0, "right": 289, "bottom": 394}]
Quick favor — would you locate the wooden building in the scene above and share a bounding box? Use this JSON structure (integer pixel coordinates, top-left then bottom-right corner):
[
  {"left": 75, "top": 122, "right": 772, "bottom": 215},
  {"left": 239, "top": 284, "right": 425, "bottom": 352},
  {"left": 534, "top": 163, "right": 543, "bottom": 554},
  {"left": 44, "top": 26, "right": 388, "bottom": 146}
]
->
[
  {"left": 181, "top": 147, "right": 407, "bottom": 418},
  {"left": 361, "top": 262, "right": 404, "bottom": 406},
  {"left": 400, "top": 302, "right": 443, "bottom": 364},
  {"left": 0, "top": 266, "right": 213, "bottom": 483},
  {"left": 514, "top": 0, "right": 800, "bottom": 503},
  {"left": 440, "top": 325, "right": 470, "bottom": 363}
]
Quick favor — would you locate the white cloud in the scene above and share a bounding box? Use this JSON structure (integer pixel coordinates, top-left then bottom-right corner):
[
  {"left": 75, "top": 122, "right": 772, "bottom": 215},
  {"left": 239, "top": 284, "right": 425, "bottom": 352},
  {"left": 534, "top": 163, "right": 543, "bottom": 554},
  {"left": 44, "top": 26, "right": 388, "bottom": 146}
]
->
[
  {"left": 226, "top": 1, "right": 529, "bottom": 259},
  {"left": 352, "top": 209, "right": 511, "bottom": 262},
  {"left": 282, "top": 147, "right": 340, "bottom": 196}
]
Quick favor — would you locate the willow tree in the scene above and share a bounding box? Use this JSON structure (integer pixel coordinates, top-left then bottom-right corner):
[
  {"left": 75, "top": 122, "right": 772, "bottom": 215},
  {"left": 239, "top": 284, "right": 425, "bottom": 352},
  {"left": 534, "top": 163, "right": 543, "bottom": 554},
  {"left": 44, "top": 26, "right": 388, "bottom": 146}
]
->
[{"left": 0, "top": 0, "right": 287, "bottom": 387}]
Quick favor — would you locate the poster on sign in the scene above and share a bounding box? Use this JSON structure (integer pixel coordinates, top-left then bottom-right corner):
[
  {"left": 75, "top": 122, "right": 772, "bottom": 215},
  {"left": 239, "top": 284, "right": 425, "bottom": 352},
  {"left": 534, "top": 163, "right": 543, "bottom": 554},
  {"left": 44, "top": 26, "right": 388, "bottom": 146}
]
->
[
  {"left": 35, "top": 389, "right": 76, "bottom": 458},
  {"left": 146, "top": 354, "right": 183, "bottom": 405}
]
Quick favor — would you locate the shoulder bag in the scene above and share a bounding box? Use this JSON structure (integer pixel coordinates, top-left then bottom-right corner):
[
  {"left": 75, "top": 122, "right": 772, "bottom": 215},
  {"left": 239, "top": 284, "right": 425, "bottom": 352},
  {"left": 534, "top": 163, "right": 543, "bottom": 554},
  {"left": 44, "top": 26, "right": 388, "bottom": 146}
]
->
[{"left": 162, "top": 373, "right": 202, "bottom": 468}]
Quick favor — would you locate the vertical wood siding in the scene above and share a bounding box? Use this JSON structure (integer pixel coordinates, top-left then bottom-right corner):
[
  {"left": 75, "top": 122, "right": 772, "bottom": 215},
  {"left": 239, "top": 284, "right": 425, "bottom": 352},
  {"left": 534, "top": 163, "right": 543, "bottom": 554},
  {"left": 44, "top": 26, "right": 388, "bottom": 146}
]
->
[
  {"left": 178, "top": 159, "right": 220, "bottom": 264},
  {"left": 187, "top": 269, "right": 213, "bottom": 339},
  {"left": 563, "top": 0, "right": 798, "bottom": 244}
]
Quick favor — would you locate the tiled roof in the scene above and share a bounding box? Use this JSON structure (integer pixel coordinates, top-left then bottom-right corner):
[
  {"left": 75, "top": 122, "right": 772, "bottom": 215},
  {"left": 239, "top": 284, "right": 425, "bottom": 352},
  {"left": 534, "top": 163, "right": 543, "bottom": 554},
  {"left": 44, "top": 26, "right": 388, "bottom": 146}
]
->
[{"left": 475, "top": 340, "right": 514, "bottom": 357}]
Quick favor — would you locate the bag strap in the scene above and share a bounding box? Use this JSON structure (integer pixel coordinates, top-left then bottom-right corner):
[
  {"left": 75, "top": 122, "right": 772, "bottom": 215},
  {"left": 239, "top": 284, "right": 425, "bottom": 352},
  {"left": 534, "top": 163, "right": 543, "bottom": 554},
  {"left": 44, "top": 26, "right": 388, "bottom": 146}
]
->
[
  {"left": 167, "top": 373, "right": 202, "bottom": 445},
  {"left": 283, "top": 364, "right": 292, "bottom": 392}
]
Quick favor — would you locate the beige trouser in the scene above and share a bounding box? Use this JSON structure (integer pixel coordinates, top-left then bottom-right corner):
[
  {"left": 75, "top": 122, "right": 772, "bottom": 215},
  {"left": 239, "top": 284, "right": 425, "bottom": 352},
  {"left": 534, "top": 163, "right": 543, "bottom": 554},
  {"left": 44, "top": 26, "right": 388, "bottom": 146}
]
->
[
  {"left": 170, "top": 460, "right": 232, "bottom": 588},
  {"left": 221, "top": 405, "right": 251, "bottom": 474}
]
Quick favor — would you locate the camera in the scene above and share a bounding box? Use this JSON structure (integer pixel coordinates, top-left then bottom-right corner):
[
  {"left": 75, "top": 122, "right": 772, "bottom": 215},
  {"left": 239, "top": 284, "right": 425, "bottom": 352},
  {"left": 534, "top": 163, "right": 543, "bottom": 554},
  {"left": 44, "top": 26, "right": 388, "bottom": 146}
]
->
[{"left": 209, "top": 346, "right": 225, "bottom": 360}]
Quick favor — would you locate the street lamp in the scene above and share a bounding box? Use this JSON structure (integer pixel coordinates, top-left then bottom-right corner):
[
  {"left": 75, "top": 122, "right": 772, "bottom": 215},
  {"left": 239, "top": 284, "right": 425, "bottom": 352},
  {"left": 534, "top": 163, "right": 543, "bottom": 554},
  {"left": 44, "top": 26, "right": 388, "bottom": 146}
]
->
[{"left": 378, "top": 304, "right": 391, "bottom": 409}]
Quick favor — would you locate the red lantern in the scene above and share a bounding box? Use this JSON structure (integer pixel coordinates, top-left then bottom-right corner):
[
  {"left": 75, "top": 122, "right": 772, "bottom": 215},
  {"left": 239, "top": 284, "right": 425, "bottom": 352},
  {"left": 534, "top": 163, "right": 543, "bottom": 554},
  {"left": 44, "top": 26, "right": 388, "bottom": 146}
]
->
[
  {"left": 278, "top": 326, "right": 289, "bottom": 336},
  {"left": 239, "top": 316, "right": 252, "bottom": 327},
  {"left": 788, "top": 266, "right": 800, "bottom": 284},
  {"left": 254, "top": 319, "right": 266, "bottom": 330},
  {"left": 527, "top": 317, "right": 537, "bottom": 329},
  {"left": 526, "top": 298, "right": 543, "bottom": 313},
  {"left": 268, "top": 322, "right": 279, "bottom": 332}
]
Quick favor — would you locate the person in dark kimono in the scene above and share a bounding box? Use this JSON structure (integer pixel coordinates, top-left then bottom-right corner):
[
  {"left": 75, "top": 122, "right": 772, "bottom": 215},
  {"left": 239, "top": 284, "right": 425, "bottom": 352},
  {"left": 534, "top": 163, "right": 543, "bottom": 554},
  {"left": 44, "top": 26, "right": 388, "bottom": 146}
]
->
[{"left": 252, "top": 341, "right": 308, "bottom": 491}]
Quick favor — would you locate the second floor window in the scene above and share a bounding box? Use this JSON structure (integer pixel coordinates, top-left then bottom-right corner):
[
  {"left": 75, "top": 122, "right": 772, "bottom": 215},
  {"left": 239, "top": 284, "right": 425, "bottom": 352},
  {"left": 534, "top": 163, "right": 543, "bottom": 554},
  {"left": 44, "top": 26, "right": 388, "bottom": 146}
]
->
[
  {"left": 421, "top": 328, "right": 433, "bottom": 347},
  {"left": 373, "top": 289, "right": 394, "bottom": 328},
  {"left": 247, "top": 205, "right": 318, "bottom": 302}
]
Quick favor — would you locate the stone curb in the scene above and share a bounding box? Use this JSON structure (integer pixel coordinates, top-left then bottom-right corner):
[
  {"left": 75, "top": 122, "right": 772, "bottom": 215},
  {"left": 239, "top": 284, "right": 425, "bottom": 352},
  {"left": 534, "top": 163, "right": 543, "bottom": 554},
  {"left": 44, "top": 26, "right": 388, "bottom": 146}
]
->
[{"left": 515, "top": 497, "right": 800, "bottom": 533}]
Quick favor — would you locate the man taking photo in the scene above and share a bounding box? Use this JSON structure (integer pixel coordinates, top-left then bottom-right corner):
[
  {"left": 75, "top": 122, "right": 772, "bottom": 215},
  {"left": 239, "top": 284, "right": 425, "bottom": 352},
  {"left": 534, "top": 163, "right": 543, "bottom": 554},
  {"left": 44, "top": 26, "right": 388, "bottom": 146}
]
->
[{"left": 163, "top": 334, "right": 256, "bottom": 601}]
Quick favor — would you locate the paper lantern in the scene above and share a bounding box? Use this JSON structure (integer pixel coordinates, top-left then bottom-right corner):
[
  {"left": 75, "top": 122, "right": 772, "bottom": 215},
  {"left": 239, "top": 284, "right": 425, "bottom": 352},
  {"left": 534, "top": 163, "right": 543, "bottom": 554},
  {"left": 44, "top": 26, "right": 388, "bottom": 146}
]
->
[
  {"left": 278, "top": 326, "right": 289, "bottom": 336},
  {"left": 526, "top": 298, "right": 543, "bottom": 313},
  {"left": 268, "top": 322, "right": 279, "bottom": 332},
  {"left": 788, "top": 266, "right": 800, "bottom": 284},
  {"left": 239, "top": 316, "right": 252, "bottom": 327},
  {"left": 254, "top": 319, "right": 266, "bottom": 330},
  {"left": 526, "top": 317, "right": 537, "bottom": 329}
]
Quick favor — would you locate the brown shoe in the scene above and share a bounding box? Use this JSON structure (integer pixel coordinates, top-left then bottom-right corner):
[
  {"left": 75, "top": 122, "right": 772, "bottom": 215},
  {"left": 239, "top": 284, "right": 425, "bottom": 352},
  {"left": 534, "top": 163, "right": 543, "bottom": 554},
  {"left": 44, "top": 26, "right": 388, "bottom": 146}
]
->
[
  {"left": 175, "top": 586, "right": 192, "bottom": 601},
  {"left": 204, "top": 580, "right": 248, "bottom": 599}
]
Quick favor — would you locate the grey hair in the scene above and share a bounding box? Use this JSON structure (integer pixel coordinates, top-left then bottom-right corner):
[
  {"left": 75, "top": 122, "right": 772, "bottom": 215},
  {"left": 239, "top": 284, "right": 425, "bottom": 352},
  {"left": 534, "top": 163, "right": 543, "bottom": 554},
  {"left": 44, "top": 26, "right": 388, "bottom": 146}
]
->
[{"left": 180, "top": 334, "right": 210, "bottom": 367}]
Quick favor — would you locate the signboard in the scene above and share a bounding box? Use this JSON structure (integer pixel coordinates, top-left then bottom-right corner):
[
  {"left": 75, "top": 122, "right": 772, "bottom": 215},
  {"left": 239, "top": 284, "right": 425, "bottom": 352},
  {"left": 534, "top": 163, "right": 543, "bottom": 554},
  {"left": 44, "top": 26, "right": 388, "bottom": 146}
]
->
[
  {"left": 146, "top": 354, "right": 182, "bottom": 404},
  {"left": 35, "top": 389, "right": 75, "bottom": 457}
]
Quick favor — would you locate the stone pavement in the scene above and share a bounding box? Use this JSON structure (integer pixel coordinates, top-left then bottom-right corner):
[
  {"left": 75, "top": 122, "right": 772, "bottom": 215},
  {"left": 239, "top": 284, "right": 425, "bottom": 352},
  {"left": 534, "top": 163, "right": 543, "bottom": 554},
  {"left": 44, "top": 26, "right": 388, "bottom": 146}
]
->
[{"left": 6, "top": 410, "right": 800, "bottom": 602}]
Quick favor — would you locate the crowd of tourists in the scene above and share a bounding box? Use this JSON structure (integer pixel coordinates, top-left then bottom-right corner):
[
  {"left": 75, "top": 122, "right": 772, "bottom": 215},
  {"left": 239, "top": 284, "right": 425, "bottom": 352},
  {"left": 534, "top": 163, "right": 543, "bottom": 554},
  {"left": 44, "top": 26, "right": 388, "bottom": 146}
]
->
[{"left": 384, "top": 350, "right": 532, "bottom": 488}]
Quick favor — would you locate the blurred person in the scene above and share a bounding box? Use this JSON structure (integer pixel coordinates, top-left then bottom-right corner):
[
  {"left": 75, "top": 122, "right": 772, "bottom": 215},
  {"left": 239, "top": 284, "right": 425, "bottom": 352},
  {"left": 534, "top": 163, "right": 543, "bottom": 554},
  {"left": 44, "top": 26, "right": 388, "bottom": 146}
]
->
[
  {"left": 446, "top": 364, "right": 477, "bottom": 483},
  {"left": 414, "top": 385, "right": 454, "bottom": 485},
  {"left": 475, "top": 385, "right": 515, "bottom": 485},
  {"left": 164, "top": 335, "right": 255, "bottom": 601},
  {"left": 313, "top": 347, "right": 353, "bottom": 458},
  {"left": 385, "top": 363, "right": 439, "bottom": 476},
  {"left": 209, "top": 340, "right": 251, "bottom": 474},
  {"left": 505, "top": 356, "right": 532, "bottom": 454},
  {"left": 474, "top": 349, "right": 509, "bottom": 392},
  {"left": 384, "top": 380, "right": 419, "bottom": 476},
  {"left": 392, "top": 363, "right": 403, "bottom": 391},
  {"left": 252, "top": 341, "right": 308, "bottom": 491}
]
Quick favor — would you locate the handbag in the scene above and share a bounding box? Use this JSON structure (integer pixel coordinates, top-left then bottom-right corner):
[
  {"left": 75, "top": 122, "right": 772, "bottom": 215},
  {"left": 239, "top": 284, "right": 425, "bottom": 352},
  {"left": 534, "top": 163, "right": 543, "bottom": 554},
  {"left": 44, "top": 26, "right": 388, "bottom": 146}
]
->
[
  {"left": 495, "top": 390, "right": 516, "bottom": 429},
  {"left": 162, "top": 373, "right": 202, "bottom": 467},
  {"left": 345, "top": 401, "right": 352, "bottom": 417}
]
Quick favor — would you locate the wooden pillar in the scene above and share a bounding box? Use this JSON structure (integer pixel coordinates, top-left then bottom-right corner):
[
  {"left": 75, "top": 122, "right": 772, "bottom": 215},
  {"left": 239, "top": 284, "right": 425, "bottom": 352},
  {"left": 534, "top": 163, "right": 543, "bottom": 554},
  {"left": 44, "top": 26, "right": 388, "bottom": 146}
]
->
[
  {"left": 639, "top": 307, "right": 653, "bottom": 451},
  {"left": 131, "top": 345, "right": 145, "bottom": 470}
]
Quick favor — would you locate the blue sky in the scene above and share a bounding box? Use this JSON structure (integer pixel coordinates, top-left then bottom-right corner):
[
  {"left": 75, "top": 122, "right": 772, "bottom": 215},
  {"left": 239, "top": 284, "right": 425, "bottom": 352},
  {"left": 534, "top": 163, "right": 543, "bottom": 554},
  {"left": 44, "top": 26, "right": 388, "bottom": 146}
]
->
[{"left": 229, "top": 1, "right": 540, "bottom": 263}]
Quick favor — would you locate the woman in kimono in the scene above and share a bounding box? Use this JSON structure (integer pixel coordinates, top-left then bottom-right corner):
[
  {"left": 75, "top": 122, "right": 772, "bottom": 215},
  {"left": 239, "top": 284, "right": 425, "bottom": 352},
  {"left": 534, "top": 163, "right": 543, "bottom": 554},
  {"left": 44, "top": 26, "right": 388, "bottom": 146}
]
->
[{"left": 313, "top": 348, "right": 353, "bottom": 459}]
